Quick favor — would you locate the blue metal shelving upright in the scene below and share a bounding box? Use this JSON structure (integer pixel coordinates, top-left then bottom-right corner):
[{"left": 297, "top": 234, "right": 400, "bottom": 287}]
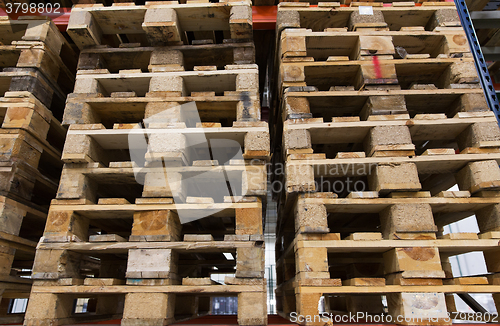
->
[{"left": 455, "top": 0, "right": 500, "bottom": 126}]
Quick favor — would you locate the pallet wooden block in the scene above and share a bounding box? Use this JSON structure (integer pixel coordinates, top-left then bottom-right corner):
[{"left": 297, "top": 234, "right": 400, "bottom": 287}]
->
[
  {"left": 387, "top": 292, "right": 450, "bottom": 325},
  {"left": 380, "top": 204, "right": 438, "bottom": 239},
  {"left": 130, "top": 210, "right": 181, "bottom": 241},
  {"left": 455, "top": 160, "right": 500, "bottom": 194}
]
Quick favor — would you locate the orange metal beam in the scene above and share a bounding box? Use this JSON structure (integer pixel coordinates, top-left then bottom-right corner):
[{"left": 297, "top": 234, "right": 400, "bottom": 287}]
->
[{"left": 252, "top": 5, "right": 277, "bottom": 30}]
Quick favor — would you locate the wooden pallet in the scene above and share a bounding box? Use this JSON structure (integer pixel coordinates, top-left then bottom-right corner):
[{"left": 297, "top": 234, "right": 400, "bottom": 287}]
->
[
  {"left": 276, "top": 235, "right": 500, "bottom": 325},
  {"left": 0, "top": 92, "right": 66, "bottom": 149},
  {"left": 280, "top": 88, "right": 487, "bottom": 121},
  {"left": 64, "top": 93, "right": 262, "bottom": 127},
  {"left": 24, "top": 200, "right": 267, "bottom": 325},
  {"left": 276, "top": 2, "right": 459, "bottom": 33},
  {"left": 274, "top": 156, "right": 500, "bottom": 221},
  {"left": 55, "top": 161, "right": 268, "bottom": 204},
  {"left": 71, "top": 64, "right": 258, "bottom": 96},
  {"left": 281, "top": 113, "right": 499, "bottom": 157},
  {"left": 46, "top": 196, "right": 265, "bottom": 234},
  {"left": 278, "top": 58, "right": 480, "bottom": 94},
  {"left": 61, "top": 122, "right": 270, "bottom": 166},
  {"left": 77, "top": 42, "right": 255, "bottom": 72},
  {"left": 0, "top": 125, "right": 62, "bottom": 210},
  {"left": 279, "top": 29, "right": 469, "bottom": 62},
  {"left": 0, "top": 17, "right": 76, "bottom": 63},
  {"left": 277, "top": 192, "right": 500, "bottom": 246},
  {"left": 64, "top": 64, "right": 261, "bottom": 124},
  {"left": 67, "top": 2, "right": 253, "bottom": 49},
  {"left": 0, "top": 17, "right": 77, "bottom": 101},
  {"left": 0, "top": 95, "right": 65, "bottom": 201}
]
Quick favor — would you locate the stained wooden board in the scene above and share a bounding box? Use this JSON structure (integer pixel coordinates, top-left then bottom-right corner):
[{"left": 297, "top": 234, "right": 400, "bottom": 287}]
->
[
  {"left": 0, "top": 282, "right": 32, "bottom": 292},
  {"left": 0, "top": 196, "right": 46, "bottom": 222},
  {"left": 0, "top": 19, "right": 31, "bottom": 45},
  {"left": 0, "top": 128, "right": 62, "bottom": 163},
  {"left": 0, "top": 232, "right": 37, "bottom": 252},
  {"left": 68, "top": 96, "right": 255, "bottom": 123},
  {"left": 289, "top": 153, "right": 500, "bottom": 177},
  {"left": 295, "top": 284, "right": 500, "bottom": 294},
  {"left": 0, "top": 74, "right": 14, "bottom": 97},
  {"left": 300, "top": 196, "right": 500, "bottom": 226},
  {"left": 60, "top": 164, "right": 264, "bottom": 184},
  {"left": 284, "top": 117, "right": 497, "bottom": 144},
  {"left": 0, "top": 70, "right": 66, "bottom": 101},
  {"left": 32, "top": 284, "right": 262, "bottom": 294},
  {"left": 48, "top": 201, "right": 260, "bottom": 220},
  {"left": 37, "top": 240, "right": 259, "bottom": 254},
  {"left": 0, "top": 46, "right": 21, "bottom": 68},
  {"left": 79, "top": 7, "right": 147, "bottom": 35},
  {"left": 296, "top": 239, "right": 500, "bottom": 255},
  {"left": 67, "top": 126, "right": 267, "bottom": 150}
]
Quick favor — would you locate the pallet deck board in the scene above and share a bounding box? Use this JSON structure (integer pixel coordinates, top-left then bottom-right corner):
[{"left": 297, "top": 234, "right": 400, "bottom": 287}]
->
[
  {"left": 38, "top": 240, "right": 261, "bottom": 254},
  {"left": 66, "top": 125, "right": 267, "bottom": 149},
  {"left": 288, "top": 153, "right": 500, "bottom": 176},
  {"left": 284, "top": 116, "right": 497, "bottom": 144},
  {"left": 32, "top": 284, "right": 263, "bottom": 294}
]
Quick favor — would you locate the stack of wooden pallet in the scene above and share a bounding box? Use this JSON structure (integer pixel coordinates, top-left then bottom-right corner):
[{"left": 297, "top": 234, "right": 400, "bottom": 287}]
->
[
  {"left": 23, "top": 2, "right": 270, "bottom": 326},
  {"left": 273, "top": 2, "right": 500, "bottom": 324},
  {"left": 0, "top": 17, "right": 76, "bottom": 323}
]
